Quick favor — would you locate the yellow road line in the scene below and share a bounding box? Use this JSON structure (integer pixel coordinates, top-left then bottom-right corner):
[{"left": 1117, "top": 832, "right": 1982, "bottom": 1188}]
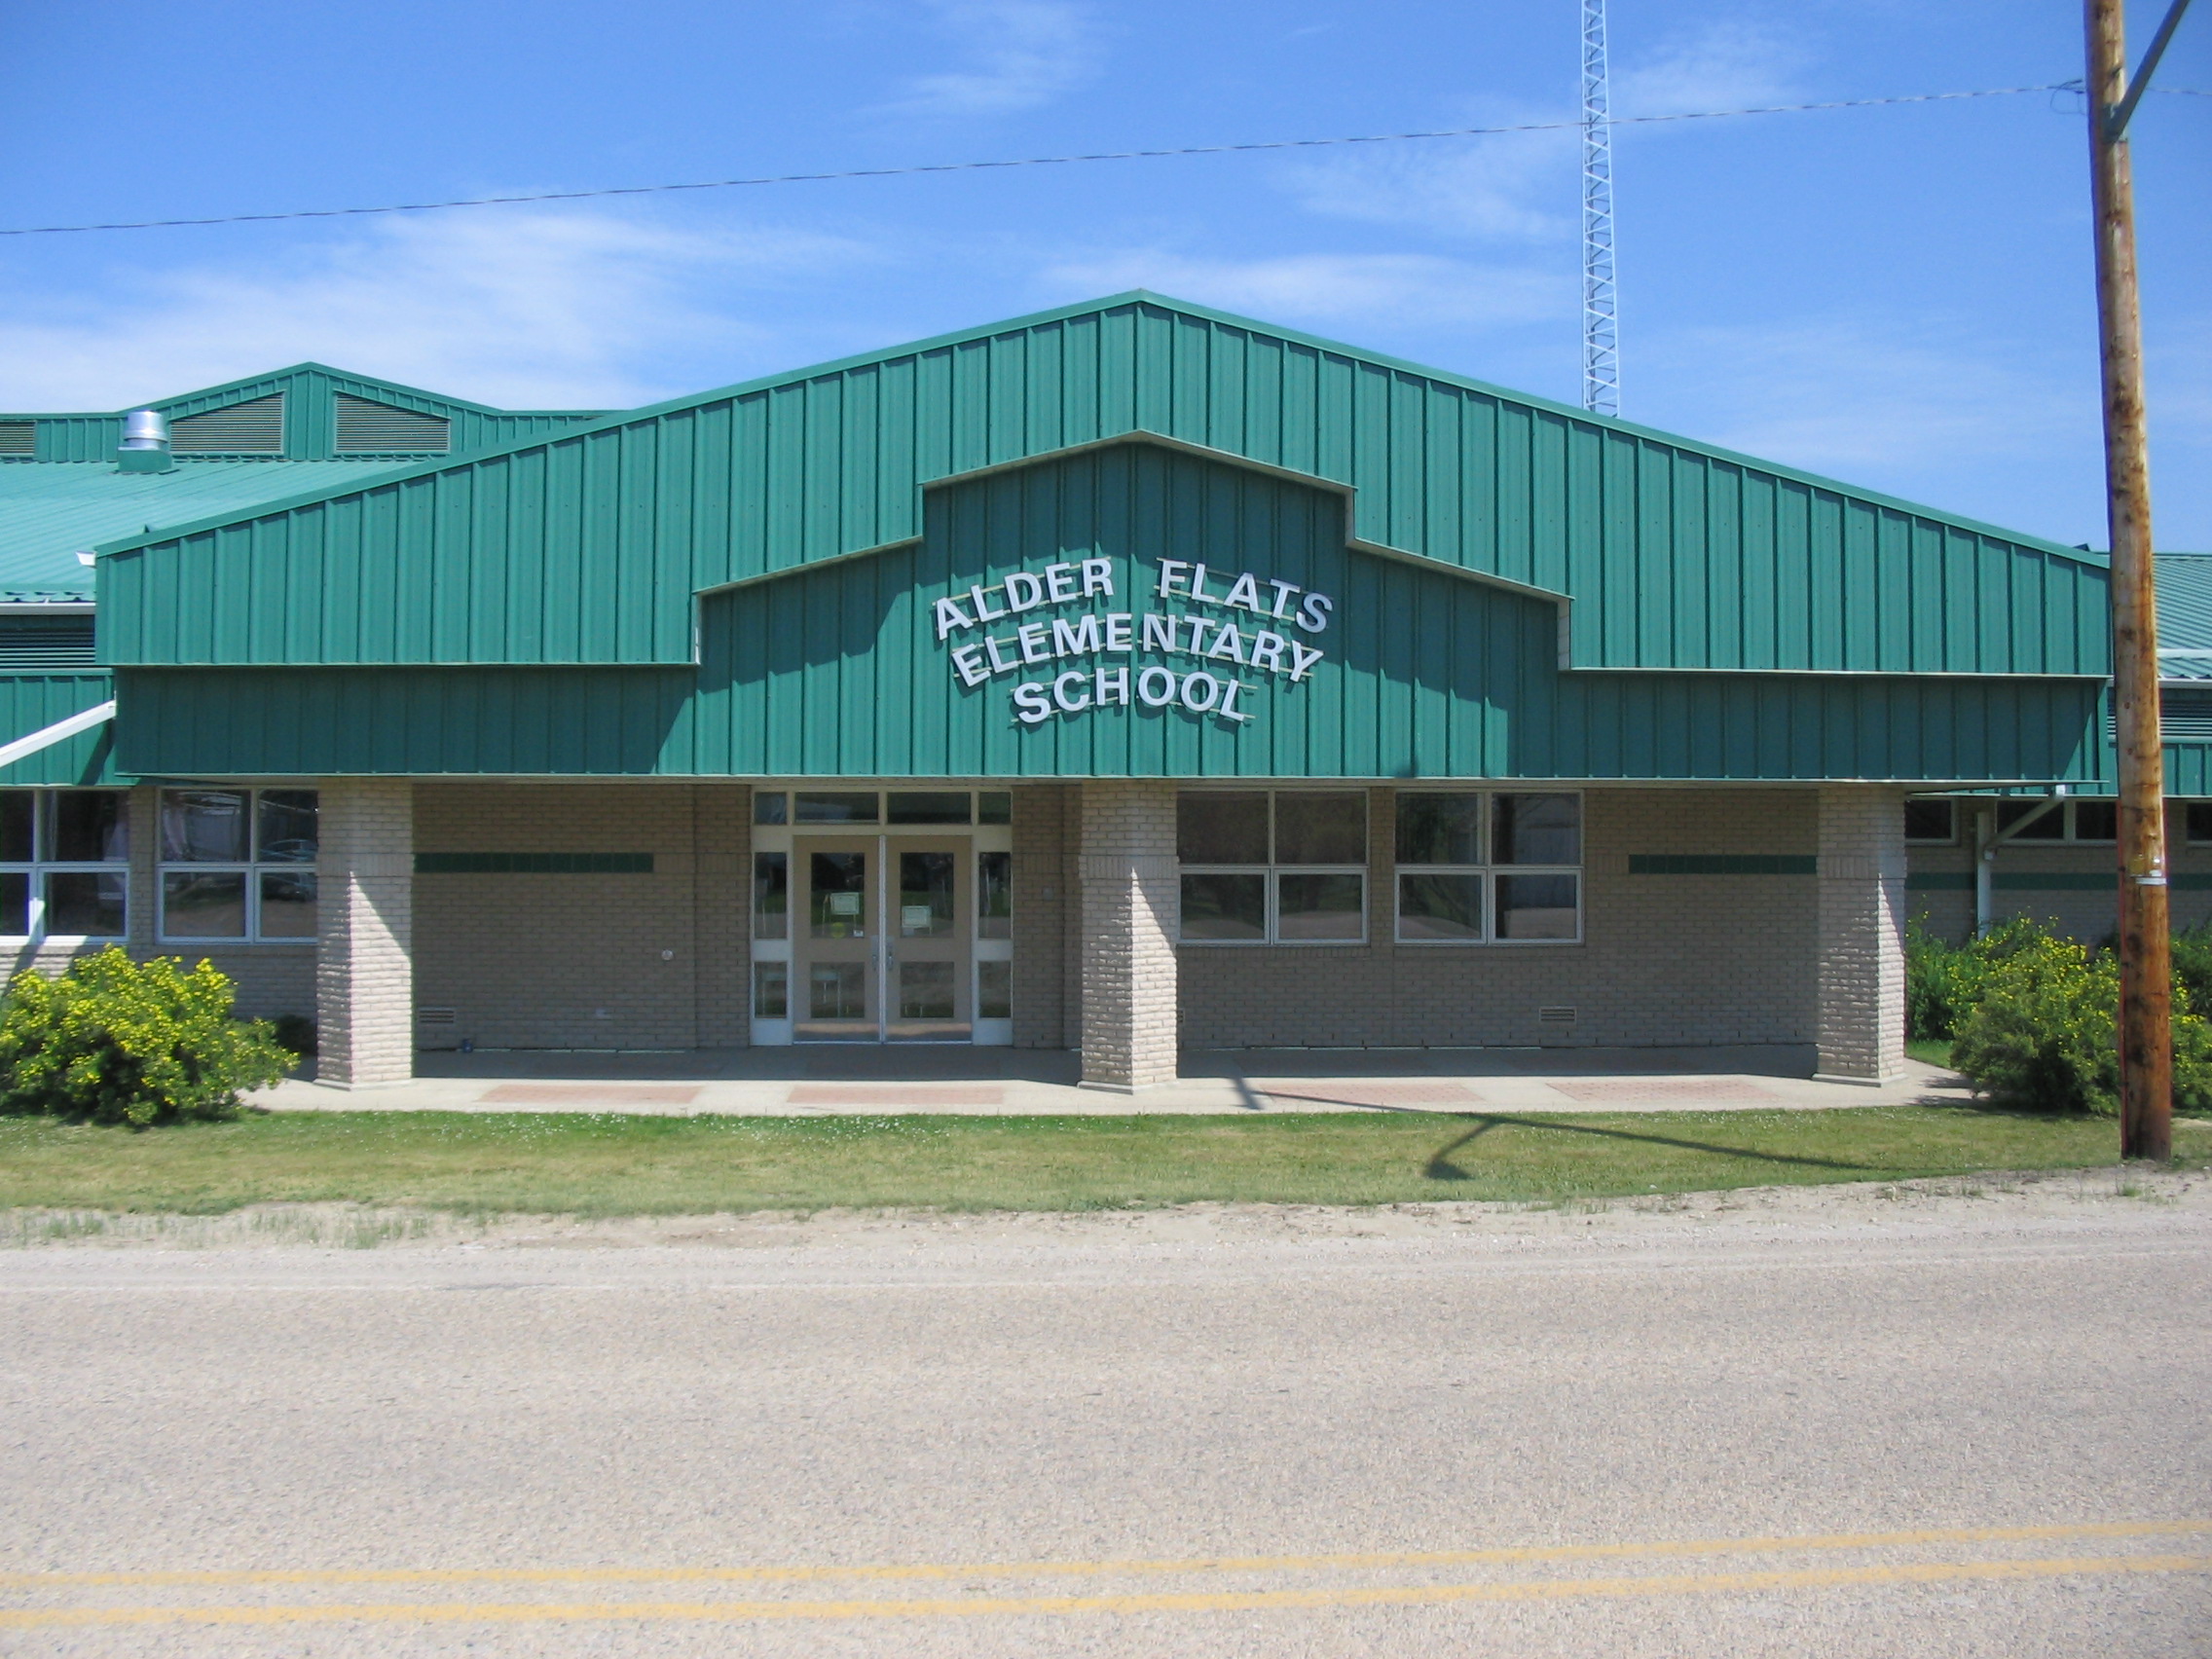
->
[
  {"left": 3, "top": 1518, "right": 2205, "bottom": 1593},
  {"left": 1, "top": 1554, "right": 2204, "bottom": 1630}
]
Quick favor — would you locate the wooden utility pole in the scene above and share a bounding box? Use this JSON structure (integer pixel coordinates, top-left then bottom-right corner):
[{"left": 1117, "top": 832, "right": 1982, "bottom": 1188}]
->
[{"left": 2085, "top": 0, "right": 2187, "bottom": 1161}]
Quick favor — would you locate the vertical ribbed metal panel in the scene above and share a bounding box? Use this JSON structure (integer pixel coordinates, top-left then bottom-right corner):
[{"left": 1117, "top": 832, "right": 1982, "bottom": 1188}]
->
[
  {"left": 99, "top": 295, "right": 2110, "bottom": 683},
  {"left": 110, "top": 658, "right": 2107, "bottom": 783},
  {"left": 0, "top": 673, "right": 118, "bottom": 784}
]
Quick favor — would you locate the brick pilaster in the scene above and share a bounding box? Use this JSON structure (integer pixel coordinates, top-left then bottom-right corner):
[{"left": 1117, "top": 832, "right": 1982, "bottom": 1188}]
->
[
  {"left": 693, "top": 783, "right": 752, "bottom": 1048},
  {"left": 1078, "top": 780, "right": 1179, "bottom": 1089},
  {"left": 315, "top": 778, "right": 414, "bottom": 1087},
  {"left": 1816, "top": 784, "right": 1908, "bottom": 1083}
]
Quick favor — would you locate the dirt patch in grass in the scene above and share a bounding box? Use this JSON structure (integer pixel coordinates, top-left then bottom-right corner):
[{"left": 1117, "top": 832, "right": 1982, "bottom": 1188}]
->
[{"left": 0, "top": 1104, "right": 2187, "bottom": 1220}]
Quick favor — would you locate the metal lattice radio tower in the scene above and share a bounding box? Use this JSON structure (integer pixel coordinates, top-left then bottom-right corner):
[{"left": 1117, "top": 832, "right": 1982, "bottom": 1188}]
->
[{"left": 1581, "top": 0, "right": 1619, "bottom": 417}]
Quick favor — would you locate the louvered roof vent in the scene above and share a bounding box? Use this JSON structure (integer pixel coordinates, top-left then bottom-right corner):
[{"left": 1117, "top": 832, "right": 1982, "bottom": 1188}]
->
[
  {"left": 170, "top": 392, "right": 285, "bottom": 454},
  {"left": 335, "top": 394, "right": 450, "bottom": 454}
]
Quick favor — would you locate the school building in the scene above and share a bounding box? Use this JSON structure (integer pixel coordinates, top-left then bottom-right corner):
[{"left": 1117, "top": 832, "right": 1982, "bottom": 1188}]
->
[{"left": 0, "top": 293, "right": 2200, "bottom": 1089}]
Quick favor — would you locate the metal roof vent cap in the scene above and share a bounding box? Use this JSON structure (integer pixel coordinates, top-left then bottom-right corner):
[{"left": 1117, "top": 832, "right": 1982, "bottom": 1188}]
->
[{"left": 118, "top": 409, "right": 172, "bottom": 473}]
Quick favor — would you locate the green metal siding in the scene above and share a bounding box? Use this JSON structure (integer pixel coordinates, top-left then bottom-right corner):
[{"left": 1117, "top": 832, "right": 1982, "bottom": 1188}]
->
[
  {"left": 97, "top": 295, "right": 2110, "bottom": 681},
  {"left": 110, "top": 662, "right": 2106, "bottom": 784},
  {"left": 110, "top": 450, "right": 2107, "bottom": 785},
  {"left": 0, "top": 674, "right": 117, "bottom": 785}
]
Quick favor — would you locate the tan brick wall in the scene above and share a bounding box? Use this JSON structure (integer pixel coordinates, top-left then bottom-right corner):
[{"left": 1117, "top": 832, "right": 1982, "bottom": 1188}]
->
[
  {"left": 1078, "top": 780, "right": 1178, "bottom": 1088},
  {"left": 413, "top": 782, "right": 750, "bottom": 1051},
  {"left": 691, "top": 785, "right": 753, "bottom": 1048},
  {"left": 317, "top": 778, "right": 414, "bottom": 1087},
  {"left": 1816, "top": 785, "right": 1908, "bottom": 1082},
  {"left": 1177, "top": 787, "right": 1822, "bottom": 1051},
  {"left": 1907, "top": 811, "right": 2212, "bottom": 943}
]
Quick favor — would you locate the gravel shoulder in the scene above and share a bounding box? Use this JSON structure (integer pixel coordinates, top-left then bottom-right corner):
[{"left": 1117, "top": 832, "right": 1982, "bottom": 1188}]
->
[{"left": 3, "top": 1161, "right": 2204, "bottom": 1257}]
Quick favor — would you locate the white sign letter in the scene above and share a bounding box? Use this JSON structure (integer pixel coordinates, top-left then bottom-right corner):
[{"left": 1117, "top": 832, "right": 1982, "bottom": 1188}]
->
[{"left": 934, "top": 596, "right": 976, "bottom": 641}]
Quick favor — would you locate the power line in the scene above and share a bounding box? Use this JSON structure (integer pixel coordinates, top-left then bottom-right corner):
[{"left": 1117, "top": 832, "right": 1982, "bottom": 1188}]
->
[{"left": 0, "top": 84, "right": 2075, "bottom": 239}]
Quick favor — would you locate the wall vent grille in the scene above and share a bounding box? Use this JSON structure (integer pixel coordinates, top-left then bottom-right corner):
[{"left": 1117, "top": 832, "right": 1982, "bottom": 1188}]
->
[
  {"left": 0, "top": 423, "right": 34, "bottom": 457},
  {"left": 2106, "top": 687, "right": 2212, "bottom": 745},
  {"left": 335, "top": 394, "right": 451, "bottom": 454},
  {"left": 0, "top": 614, "right": 96, "bottom": 668},
  {"left": 415, "top": 1007, "right": 459, "bottom": 1026},
  {"left": 1538, "top": 1006, "right": 1577, "bottom": 1023},
  {"left": 170, "top": 393, "right": 284, "bottom": 454}
]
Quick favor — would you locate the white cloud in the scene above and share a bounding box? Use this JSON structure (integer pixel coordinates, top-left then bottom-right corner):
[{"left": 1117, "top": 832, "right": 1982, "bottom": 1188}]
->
[
  {"left": 1643, "top": 313, "right": 2092, "bottom": 482},
  {"left": 0, "top": 209, "right": 874, "bottom": 411},
  {"left": 1616, "top": 20, "right": 1805, "bottom": 117},
  {"left": 1277, "top": 125, "right": 1577, "bottom": 244},
  {"left": 887, "top": 0, "right": 1100, "bottom": 118},
  {"left": 1041, "top": 248, "right": 1571, "bottom": 332}
]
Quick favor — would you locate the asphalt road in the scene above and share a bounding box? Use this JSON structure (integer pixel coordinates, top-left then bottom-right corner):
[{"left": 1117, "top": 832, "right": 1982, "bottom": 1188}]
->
[{"left": 2, "top": 1178, "right": 2209, "bottom": 1657}]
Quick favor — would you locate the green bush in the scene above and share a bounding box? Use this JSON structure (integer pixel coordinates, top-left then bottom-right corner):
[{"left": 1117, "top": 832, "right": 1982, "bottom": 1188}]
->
[
  {"left": 0, "top": 948, "right": 295, "bottom": 1126},
  {"left": 1905, "top": 914, "right": 2052, "bottom": 1040},
  {"left": 1948, "top": 930, "right": 2212, "bottom": 1115},
  {"left": 2169, "top": 921, "right": 2212, "bottom": 1020}
]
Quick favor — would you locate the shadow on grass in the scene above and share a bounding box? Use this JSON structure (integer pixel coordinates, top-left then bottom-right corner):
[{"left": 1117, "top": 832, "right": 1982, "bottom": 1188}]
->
[{"left": 1411, "top": 1112, "right": 1890, "bottom": 1182}]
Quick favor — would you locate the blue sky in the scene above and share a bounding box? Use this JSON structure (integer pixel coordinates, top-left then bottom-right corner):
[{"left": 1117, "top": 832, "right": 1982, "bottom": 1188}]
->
[{"left": 2, "top": 1, "right": 2205, "bottom": 548}]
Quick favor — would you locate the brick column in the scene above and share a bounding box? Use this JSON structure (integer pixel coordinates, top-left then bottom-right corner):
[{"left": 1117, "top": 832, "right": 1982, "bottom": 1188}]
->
[
  {"left": 316, "top": 778, "right": 414, "bottom": 1088},
  {"left": 1078, "top": 780, "right": 1179, "bottom": 1090},
  {"left": 1816, "top": 784, "right": 1908, "bottom": 1083},
  {"left": 692, "top": 783, "right": 752, "bottom": 1049}
]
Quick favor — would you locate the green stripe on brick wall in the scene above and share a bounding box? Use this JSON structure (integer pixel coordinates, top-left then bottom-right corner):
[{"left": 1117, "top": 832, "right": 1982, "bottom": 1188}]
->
[
  {"left": 1906, "top": 870, "right": 2212, "bottom": 892},
  {"left": 1628, "top": 854, "right": 1817, "bottom": 875},
  {"left": 415, "top": 852, "right": 654, "bottom": 874}
]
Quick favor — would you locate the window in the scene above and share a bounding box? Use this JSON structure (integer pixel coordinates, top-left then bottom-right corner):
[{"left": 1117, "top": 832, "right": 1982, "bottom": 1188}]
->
[
  {"left": 887, "top": 791, "right": 971, "bottom": 825},
  {"left": 753, "top": 852, "right": 788, "bottom": 939},
  {"left": 0, "top": 789, "right": 129, "bottom": 940},
  {"left": 977, "top": 851, "right": 1012, "bottom": 940},
  {"left": 1178, "top": 791, "right": 1367, "bottom": 944},
  {"left": 795, "top": 792, "right": 879, "bottom": 824},
  {"left": 158, "top": 789, "right": 316, "bottom": 940},
  {"left": 2071, "top": 800, "right": 2118, "bottom": 842},
  {"left": 2190, "top": 802, "right": 2212, "bottom": 844},
  {"left": 1394, "top": 791, "right": 1581, "bottom": 945},
  {"left": 977, "top": 959, "right": 1012, "bottom": 1019},
  {"left": 1996, "top": 799, "right": 2063, "bottom": 841},
  {"left": 1995, "top": 798, "right": 2115, "bottom": 843},
  {"left": 1904, "top": 799, "right": 1957, "bottom": 844}
]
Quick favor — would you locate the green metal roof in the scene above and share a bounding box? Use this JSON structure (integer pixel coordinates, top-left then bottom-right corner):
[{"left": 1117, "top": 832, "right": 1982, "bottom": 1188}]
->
[
  {"left": 97, "top": 291, "right": 2113, "bottom": 682},
  {"left": 2157, "top": 554, "right": 2212, "bottom": 681},
  {"left": 0, "top": 459, "right": 420, "bottom": 601}
]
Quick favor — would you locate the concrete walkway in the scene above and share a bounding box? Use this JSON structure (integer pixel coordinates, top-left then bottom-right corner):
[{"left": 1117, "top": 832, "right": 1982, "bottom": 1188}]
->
[{"left": 256, "top": 1045, "right": 1972, "bottom": 1117}]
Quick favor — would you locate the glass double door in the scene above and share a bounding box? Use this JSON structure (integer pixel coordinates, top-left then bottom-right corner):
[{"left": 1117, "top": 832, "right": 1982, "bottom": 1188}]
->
[{"left": 793, "top": 835, "right": 974, "bottom": 1042}]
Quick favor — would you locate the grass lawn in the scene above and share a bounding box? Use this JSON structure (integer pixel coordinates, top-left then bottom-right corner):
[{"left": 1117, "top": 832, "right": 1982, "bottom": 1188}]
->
[
  {"left": 0, "top": 1105, "right": 2189, "bottom": 1218},
  {"left": 1906, "top": 1038, "right": 1955, "bottom": 1068}
]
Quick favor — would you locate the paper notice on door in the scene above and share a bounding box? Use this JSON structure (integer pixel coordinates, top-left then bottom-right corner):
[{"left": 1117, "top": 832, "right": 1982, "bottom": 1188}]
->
[
  {"left": 829, "top": 892, "right": 862, "bottom": 916},
  {"left": 902, "top": 904, "right": 934, "bottom": 932}
]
